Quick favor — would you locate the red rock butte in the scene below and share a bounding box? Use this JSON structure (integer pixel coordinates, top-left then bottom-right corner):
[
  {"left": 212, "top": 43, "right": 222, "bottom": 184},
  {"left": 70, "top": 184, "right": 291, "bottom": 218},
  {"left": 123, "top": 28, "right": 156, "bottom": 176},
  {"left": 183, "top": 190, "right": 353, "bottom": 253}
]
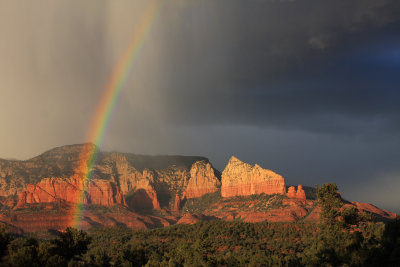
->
[{"left": 221, "top": 156, "right": 286, "bottom": 198}]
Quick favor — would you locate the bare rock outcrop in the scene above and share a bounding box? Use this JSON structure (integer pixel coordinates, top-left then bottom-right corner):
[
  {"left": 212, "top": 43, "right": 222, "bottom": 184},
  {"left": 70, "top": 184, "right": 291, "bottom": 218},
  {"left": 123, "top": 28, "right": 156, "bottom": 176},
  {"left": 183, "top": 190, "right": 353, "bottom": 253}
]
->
[
  {"left": 221, "top": 157, "right": 286, "bottom": 198},
  {"left": 174, "top": 194, "right": 181, "bottom": 211},
  {"left": 296, "top": 185, "right": 306, "bottom": 200},
  {"left": 287, "top": 185, "right": 306, "bottom": 202},
  {"left": 16, "top": 175, "right": 126, "bottom": 208},
  {"left": 183, "top": 161, "right": 221, "bottom": 199},
  {"left": 287, "top": 186, "right": 296, "bottom": 198}
]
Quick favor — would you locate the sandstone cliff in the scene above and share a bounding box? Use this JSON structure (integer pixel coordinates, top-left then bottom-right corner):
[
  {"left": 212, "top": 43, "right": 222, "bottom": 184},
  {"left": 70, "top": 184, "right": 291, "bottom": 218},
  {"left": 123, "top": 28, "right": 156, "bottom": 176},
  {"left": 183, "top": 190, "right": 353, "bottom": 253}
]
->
[
  {"left": 183, "top": 161, "right": 221, "bottom": 199},
  {"left": 16, "top": 175, "right": 126, "bottom": 208},
  {"left": 221, "top": 157, "right": 286, "bottom": 198},
  {"left": 96, "top": 152, "right": 210, "bottom": 210},
  {"left": 97, "top": 154, "right": 161, "bottom": 211},
  {"left": 126, "top": 169, "right": 161, "bottom": 211}
]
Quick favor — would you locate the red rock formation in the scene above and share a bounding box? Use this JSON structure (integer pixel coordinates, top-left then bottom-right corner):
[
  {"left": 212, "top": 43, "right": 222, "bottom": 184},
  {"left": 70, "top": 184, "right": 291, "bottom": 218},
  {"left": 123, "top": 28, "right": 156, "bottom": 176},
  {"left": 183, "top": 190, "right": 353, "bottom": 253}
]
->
[
  {"left": 287, "top": 185, "right": 306, "bottom": 203},
  {"left": 87, "top": 180, "right": 126, "bottom": 207},
  {"left": 351, "top": 202, "right": 397, "bottom": 221},
  {"left": 221, "top": 157, "right": 286, "bottom": 198},
  {"left": 128, "top": 187, "right": 161, "bottom": 211},
  {"left": 177, "top": 214, "right": 199, "bottom": 225},
  {"left": 237, "top": 207, "right": 308, "bottom": 223},
  {"left": 183, "top": 161, "right": 221, "bottom": 199},
  {"left": 177, "top": 213, "right": 216, "bottom": 225},
  {"left": 0, "top": 206, "right": 175, "bottom": 232},
  {"left": 15, "top": 176, "right": 126, "bottom": 208},
  {"left": 296, "top": 185, "right": 306, "bottom": 201},
  {"left": 125, "top": 170, "right": 161, "bottom": 211},
  {"left": 303, "top": 202, "right": 397, "bottom": 223},
  {"left": 99, "top": 153, "right": 152, "bottom": 194},
  {"left": 174, "top": 194, "right": 181, "bottom": 211},
  {"left": 96, "top": 154, "right": 162, "bottom": 211},
  {"left": 149, "top": 188, "right": 161, "bottom": 211},
  {"left": 287, "top": 186, "right": 296, "bottom": 198},
  {"left": 0, "top": 195, "right": 17, "bottom": 208}
]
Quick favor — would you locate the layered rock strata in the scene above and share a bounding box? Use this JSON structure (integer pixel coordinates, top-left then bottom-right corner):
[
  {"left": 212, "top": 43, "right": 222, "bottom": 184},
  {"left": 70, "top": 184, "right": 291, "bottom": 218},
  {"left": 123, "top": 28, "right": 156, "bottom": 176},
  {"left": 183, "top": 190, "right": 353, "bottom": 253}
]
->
[
  {"left": 221, "top": 157, "right": 286, "bottom": 198},
  {"left": 16, "top": 175, "right": 126, "bottom": 208}
]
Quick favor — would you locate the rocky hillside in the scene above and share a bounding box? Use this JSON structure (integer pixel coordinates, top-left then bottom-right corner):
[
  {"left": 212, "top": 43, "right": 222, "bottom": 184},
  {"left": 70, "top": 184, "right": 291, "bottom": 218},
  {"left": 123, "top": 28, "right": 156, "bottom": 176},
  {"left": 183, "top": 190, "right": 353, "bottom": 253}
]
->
[{"left": 0, "top": 144, "right": 396, "bottom": 233}]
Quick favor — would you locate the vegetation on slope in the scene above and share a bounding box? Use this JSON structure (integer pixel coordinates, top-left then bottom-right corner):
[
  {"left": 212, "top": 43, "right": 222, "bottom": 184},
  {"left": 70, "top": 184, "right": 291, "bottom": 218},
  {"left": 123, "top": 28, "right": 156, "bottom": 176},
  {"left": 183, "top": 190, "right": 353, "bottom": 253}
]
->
[{"left": 0, "top": 183, "right": 398, "bottom": 266}]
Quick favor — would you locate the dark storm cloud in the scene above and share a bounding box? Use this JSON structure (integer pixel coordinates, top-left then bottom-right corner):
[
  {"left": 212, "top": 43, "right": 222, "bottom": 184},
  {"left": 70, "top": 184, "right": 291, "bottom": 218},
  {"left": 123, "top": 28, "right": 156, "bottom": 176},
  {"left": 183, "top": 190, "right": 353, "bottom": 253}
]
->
[{"left": 156, "top": 0, "right": 400, "bottom": 134}]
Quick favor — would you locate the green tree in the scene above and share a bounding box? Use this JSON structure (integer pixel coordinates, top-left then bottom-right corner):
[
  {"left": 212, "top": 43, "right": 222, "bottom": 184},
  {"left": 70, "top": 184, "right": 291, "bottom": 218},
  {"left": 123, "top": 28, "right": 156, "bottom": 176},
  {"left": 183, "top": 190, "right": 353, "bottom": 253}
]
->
[
  {"left": 85, "top": 247, "right": 111, "bottom": 267},
  {"left": 380, "top": 218, "right": 400, "bottom": 265},
  {"left": 302, "top": 184, "right": 348, "bottom": 266},
  {"left": 52, "top": 227, "right": 91, "bottom": 262},
  {"left": 122, "top": 243, "right": 147, "bottom": 266},
  {"left": 316, "top": 183, "right": 343, "bottom": 226},
  {"left": 6, "top": 237, "right": 40, "bottom": 267},
  {"left": 0, "top": 225, "right": 11, "bottom": 257},
  {"left": 341, "top": 206, "right": 360, "bottom": 227}
]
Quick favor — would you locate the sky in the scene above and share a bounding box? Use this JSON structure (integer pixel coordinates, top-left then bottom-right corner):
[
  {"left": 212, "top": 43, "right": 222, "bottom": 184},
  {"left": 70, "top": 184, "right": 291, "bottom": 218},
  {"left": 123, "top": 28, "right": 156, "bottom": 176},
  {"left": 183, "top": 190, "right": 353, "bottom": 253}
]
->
[{"left": 0, "top": 0, "right": 399, "bottom": 213}]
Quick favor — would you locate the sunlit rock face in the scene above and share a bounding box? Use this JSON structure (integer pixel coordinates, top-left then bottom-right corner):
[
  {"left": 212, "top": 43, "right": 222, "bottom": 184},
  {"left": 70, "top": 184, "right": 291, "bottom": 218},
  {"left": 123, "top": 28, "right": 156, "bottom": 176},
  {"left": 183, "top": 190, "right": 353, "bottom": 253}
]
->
[
  {"left": 15, "top": 176, "right": 126, "bottom": 208},
  {"left": 287, "top": 186, "right": 297, "bottom": 198},
  {"left": 183, "top": 161, "right": 221, "bottom": 199},
  {"left": 173, "top": 194, "right": 181, "bottom": 211},
  {"left": 287, "top": 185, "right": 306, "bottom": 201},
  {"left": 221, "top": 156, "right": 286, "bottom": 198},
  {"left": 296, "top": 185, "right": 306, "bottom": 201}
]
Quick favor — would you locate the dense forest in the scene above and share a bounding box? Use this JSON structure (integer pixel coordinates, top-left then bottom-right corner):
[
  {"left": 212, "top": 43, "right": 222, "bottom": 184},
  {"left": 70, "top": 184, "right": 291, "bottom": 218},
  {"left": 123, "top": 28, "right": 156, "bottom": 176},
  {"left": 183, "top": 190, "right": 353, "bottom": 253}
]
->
[{"left": 0, "top": 184, "right": 399, "bottom": 266}]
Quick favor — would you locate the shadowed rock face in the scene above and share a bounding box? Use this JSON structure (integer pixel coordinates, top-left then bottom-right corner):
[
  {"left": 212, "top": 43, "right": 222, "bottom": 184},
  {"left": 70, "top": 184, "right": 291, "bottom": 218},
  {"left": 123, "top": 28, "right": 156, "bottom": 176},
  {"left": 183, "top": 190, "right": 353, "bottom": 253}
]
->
[
  {"left": 128, "top": 189, "right": 159, "bottom": 211},
  {"left": 221, "top": 156, "right": 286, "bottom": 198}
]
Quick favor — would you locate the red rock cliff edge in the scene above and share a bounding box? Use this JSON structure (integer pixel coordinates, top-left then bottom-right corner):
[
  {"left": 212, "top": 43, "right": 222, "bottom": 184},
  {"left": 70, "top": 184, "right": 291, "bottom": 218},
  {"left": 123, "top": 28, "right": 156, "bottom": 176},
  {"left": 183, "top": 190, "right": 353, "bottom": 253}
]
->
[{"left": 16, "top": 175, "right": 126, "bottom": 208}]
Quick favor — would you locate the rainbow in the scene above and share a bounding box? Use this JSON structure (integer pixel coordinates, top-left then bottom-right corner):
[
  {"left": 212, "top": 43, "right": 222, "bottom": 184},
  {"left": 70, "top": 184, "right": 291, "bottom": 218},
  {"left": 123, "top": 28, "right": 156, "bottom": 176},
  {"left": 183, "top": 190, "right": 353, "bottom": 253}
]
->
[{"left": 72, "top": 1, "right": 162, "bottom": 229}]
